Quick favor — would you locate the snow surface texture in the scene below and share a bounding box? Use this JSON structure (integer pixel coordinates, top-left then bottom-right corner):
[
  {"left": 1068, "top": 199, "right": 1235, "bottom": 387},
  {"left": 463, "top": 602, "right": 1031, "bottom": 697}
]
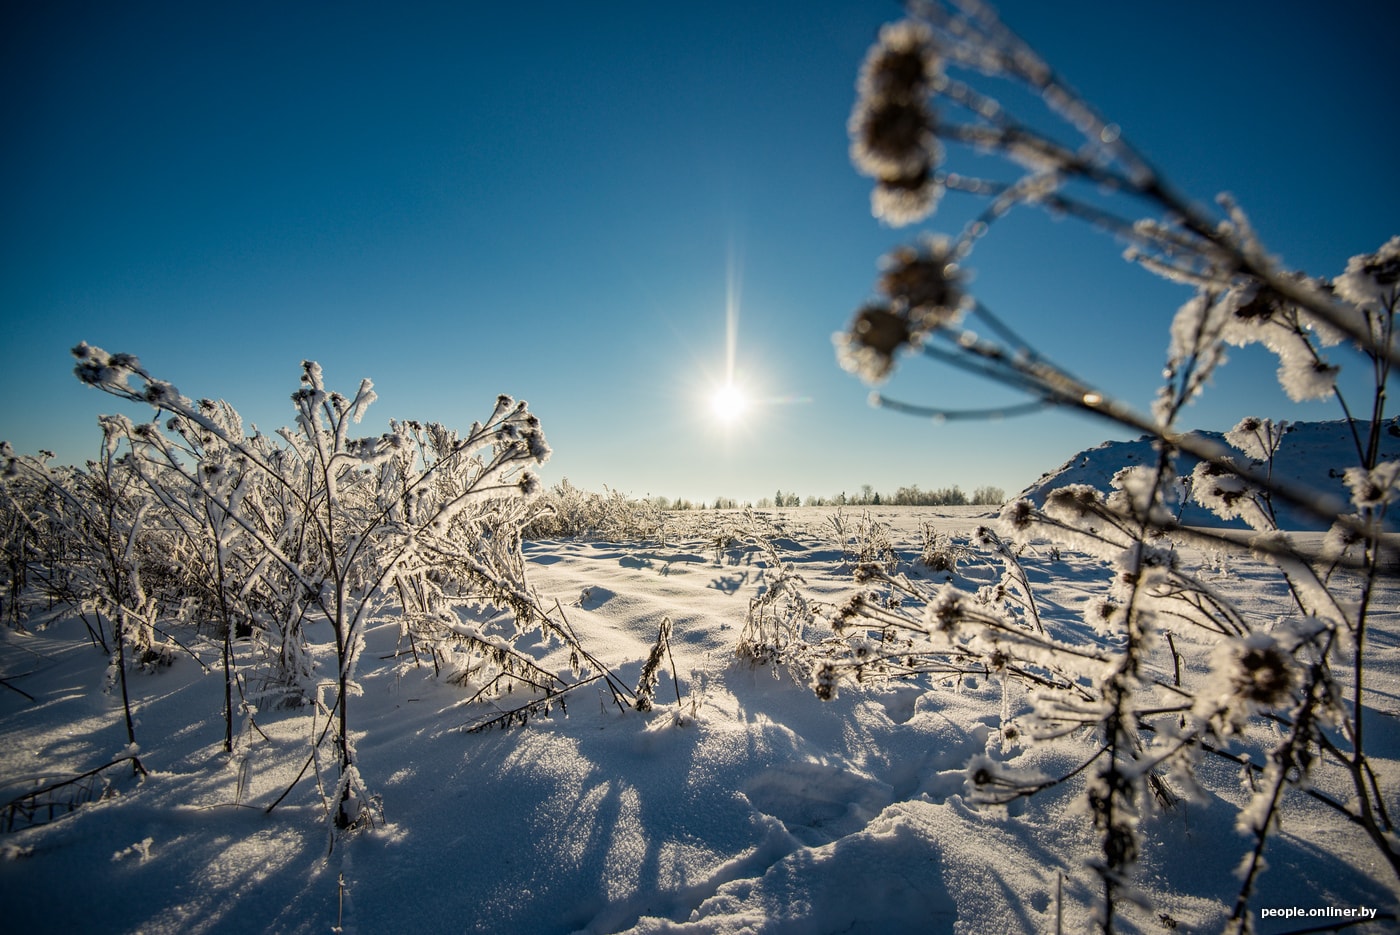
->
[
  {"left": 1020, "top": 420, "right": 1400, "bottom": 531},
  {"left": 2, "top": 505, "right": 1397, "bottom": 933}
]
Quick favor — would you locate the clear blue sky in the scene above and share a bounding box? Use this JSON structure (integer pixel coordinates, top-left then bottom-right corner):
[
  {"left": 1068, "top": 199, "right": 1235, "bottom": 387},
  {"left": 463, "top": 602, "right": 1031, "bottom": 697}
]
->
[{"left": 3, "top": 1, "right": 1396, "bottom": 503}]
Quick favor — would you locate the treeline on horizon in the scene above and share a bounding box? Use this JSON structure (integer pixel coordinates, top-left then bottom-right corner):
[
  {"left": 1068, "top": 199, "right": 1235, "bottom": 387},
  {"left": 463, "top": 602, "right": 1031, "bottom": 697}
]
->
[{"left": 646, "top": 483, "right": 1007, "bottom": 511}]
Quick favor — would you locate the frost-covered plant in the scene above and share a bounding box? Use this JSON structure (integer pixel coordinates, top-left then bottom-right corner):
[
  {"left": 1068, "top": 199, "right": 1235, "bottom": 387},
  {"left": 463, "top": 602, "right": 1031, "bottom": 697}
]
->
[
  {"left": 735, "top": 540, "right": 817, "bottom": 667},
  {"left": 827, "top": 509, "right": 899, "bottom": 575},
  {"left": 106, "top": 401, "right": 266, "bottom": 752},
  {"left": 634, "top": 615, "right": 684, "bottom": 716},
  {"left": 695, "top": 507, "right": 785, "bottom": 567},
  {"left": 1, "top": 427, "right": 172, "bottom": 748},
  {"left": 917, "top": 522, "right": 970, "bottom": 575},
  {"left": 0, "top": 447, "right": 60, "bottom": 633},
  {"left": 827, "top": 3, "right": 1399, "bottom": 930},
  {"left": 523, "top": 479, "right": 666, "bottom": 543},
  {"left": 970, "top": 525, "right": 1043, "bottom": 635},
  {"left": 71, "top": 346, "right": 553, "bottom": 831}
]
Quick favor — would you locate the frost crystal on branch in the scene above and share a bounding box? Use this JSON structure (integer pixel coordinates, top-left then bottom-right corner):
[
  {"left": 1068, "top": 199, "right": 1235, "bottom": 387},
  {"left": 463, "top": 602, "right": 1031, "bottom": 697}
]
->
[{"left": 1335, "top": 235, "right": 1400, "bottom": 309}]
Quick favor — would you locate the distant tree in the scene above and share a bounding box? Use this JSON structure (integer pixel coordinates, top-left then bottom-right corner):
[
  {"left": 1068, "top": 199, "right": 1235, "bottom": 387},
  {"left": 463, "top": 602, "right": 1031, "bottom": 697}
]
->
[
  {"left": 971, "top": 485, "right": 1006, "bottom": 505},
  {"left": 934, "top": 485, "right": 968, "bottom": 506}
]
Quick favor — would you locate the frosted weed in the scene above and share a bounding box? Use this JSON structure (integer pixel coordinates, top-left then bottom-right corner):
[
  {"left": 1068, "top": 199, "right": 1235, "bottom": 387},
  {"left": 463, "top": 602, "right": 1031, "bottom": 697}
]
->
[{"left": 822, "top": 2, "right": 1399, "bottom": 930}]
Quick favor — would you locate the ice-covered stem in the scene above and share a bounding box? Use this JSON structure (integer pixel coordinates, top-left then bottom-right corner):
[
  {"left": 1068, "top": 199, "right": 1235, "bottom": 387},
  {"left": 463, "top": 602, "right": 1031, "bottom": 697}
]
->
[
  {"left": 1338, "top": 504, "right": 1400, "bottom": 881},
  {"left": 1089, "top": 703, "right": 1137, "bottom": 935},
  {"left": 1227, "top": 663, "right": 1331, "bottom": 931},
  {"left": 1089, "top": 467, "right": 1169, "bottom": 935}
]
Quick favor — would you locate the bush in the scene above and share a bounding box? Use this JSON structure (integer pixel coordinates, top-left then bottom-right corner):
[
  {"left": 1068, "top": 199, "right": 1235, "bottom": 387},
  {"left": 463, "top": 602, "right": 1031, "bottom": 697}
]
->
[
  {"left": 522, "top": 479, "right": 666, "bottom": 542},
  {"left": 5, "top": 349, "right": 565, "bottom": 832}
]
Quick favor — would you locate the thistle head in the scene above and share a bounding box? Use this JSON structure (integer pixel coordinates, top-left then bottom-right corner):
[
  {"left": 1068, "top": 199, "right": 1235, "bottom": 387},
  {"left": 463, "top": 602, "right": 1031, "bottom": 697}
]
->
[
  {"left": 834, "top": 304, "right": 908, "bottom": 383},
  {"left": 850, "top": 19, "right": 944, "bottom": 226},
  {"left": 878, "top": 238, "right": 965, "bottom": 329}
]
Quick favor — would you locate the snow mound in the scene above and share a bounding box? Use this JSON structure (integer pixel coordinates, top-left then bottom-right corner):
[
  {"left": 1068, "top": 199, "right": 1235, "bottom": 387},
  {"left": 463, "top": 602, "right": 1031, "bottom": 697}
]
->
[{"left": 1019, "top": 420, "right": 1400, "bottom": 529}]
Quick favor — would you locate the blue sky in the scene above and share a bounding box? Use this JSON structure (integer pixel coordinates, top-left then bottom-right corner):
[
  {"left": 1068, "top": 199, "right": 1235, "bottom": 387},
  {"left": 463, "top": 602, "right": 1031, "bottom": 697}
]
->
[{"left": 3, "top": 1, "right": 1396, "bottom": 503}]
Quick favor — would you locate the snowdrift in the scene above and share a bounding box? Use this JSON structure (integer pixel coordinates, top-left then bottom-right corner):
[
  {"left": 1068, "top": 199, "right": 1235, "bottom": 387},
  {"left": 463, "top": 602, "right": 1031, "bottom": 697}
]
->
[{"left": 1019, "top": 420, "right": 1400, "bottom": 530}]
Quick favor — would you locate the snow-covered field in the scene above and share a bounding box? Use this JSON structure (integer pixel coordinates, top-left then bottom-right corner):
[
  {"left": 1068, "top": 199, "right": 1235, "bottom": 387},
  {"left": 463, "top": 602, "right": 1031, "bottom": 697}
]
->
[{"left": 1, "top": 504, "right": 1396, "bottom": 934}]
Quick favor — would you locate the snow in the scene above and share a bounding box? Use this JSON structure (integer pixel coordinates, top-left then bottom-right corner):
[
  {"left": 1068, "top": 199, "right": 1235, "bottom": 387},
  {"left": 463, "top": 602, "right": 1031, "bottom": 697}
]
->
[
  {"left": 2, "top": 499, "right": 1397, "bottom": 933},
  {"left": 1021, "top": 419, "right": 1400, "bottom": 530}
]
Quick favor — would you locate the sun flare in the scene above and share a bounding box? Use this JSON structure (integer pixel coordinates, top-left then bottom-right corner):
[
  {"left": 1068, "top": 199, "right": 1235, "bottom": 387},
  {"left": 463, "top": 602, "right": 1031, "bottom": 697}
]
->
[{"left": 709, "top": 383, "right": 749, "bottom": 424}]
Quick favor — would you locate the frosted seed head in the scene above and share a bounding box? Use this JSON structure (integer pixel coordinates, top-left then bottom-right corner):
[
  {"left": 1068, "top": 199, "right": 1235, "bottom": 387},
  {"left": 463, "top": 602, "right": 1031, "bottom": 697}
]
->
[
  {"left": 835, "top": 304, "right": 909, "bottom": 383},
  {"left": 1231, "top": 639, "right": 1294, "bottom": 707},
  {"left": 871, "top": 163, "right": 942, "bottom": 226},
  {"left": 1322, "top": 516, "right": 1364, "bottom": 560},
  {"left": 857, "top": 19, "right": 939, "bottom": 102},
  {"left": 1044, "top": 484, "right": 1103, "bottom": 518},
  {"left": 998, "top": 498, "right": 1035, "bottom": 530},
  {"left": 142, "top": 381, "right": 180, "bottom": 408},
  {"left": 878, "top": 239, "right": 964, "bottom": 326},
  {"left": 852, "top": 561, "right": 885, "bottom": 583},
  {"left": 850, "top": 96, "right": 936, "bottom": 180},
  {"left": 926, "top": 587, "right": 963, "bottom": 635},
  {"left": 1232, "top": 283, "right": 1286, "bottom": 324},
  {"left": 1344, "top": 462, "right": 1400, "bottom": 509},
  {"left": 1277, "top": 356, "right": 1339, "bottom": 403}
]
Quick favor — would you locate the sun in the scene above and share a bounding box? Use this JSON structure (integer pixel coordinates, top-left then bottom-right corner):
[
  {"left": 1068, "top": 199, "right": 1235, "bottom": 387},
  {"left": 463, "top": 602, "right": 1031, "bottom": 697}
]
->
[{"left": 709, "top": 382, "right": 749, "bottom": 424}]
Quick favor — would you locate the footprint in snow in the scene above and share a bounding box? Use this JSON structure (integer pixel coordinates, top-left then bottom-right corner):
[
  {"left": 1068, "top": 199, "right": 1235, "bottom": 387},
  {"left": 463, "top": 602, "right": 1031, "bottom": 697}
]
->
[{"left": 742, "top": 761, "right": 893, "bottom": 847}]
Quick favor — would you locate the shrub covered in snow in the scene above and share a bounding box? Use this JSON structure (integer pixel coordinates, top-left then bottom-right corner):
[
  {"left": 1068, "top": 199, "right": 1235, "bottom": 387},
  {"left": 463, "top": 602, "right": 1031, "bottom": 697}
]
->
[
  {"left": 3, "top": 350, "right": 577, "bottom": 832},
  {"left": 522, "top": 478, "right": 666, "bottom": 543}
]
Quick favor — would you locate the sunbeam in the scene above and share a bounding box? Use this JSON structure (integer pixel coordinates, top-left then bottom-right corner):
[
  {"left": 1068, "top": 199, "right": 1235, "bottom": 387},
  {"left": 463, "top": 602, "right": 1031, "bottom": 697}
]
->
[{"left": 725, "top": 240, "right": 741, "bottom": 386}]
